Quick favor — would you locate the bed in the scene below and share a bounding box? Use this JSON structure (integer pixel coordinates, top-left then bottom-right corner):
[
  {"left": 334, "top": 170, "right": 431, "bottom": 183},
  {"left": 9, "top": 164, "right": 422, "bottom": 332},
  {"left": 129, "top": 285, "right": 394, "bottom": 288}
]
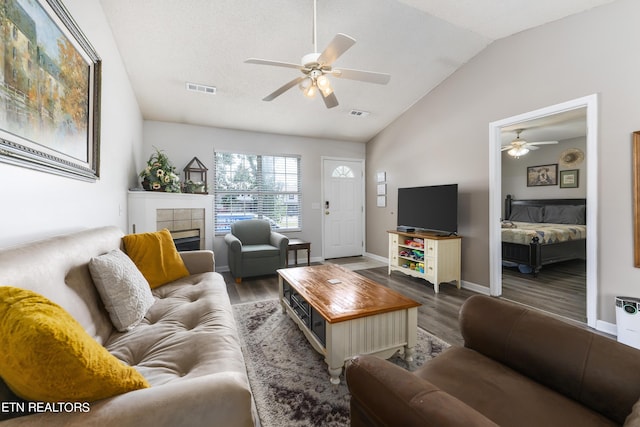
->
[{"left": 502, "top": 195, "right": 587, "bottom": 275}]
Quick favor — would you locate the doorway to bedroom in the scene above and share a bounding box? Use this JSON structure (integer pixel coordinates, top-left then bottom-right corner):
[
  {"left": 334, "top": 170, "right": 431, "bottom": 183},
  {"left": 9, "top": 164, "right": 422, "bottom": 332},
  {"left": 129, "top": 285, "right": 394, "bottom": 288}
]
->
[{"left": 488, "top": 95, "right": 598, "bottom": 328}]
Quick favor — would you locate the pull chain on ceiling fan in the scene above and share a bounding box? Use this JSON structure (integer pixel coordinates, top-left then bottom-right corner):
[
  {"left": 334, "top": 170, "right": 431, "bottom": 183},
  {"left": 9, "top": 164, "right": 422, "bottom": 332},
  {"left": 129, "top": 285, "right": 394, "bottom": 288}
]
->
[{"left": 245, "top": 0, "right": 391, "bottom": 109}]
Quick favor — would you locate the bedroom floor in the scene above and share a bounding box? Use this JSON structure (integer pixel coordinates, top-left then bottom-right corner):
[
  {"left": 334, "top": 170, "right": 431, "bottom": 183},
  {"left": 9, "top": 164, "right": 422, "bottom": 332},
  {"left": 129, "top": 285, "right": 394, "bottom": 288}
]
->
[{"left": 501, "top": 259, "right": 586, "bottom": 324}]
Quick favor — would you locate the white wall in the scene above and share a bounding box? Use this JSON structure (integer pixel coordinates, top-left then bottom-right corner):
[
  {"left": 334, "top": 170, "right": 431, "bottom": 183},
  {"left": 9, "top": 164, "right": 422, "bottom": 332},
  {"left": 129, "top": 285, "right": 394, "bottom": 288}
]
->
[
  {"left": 0, "top": 0, "right": 143, "bottom": 248},
  {"left": 366, "top": 0, "right": 640, "bottom": 323},
  {"left": 141, "top": 121, "right": 366, "bottom": 270},
  {"left": 502, "top": 136, "right": 587, "bottom": 207}
]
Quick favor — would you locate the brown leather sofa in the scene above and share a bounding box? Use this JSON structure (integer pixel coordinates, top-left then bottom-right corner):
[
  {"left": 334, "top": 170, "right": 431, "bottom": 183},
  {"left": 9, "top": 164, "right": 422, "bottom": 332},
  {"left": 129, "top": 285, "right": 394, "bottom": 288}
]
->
[{"left": 346, "top": 295, "right": 640, "bottom": 427}]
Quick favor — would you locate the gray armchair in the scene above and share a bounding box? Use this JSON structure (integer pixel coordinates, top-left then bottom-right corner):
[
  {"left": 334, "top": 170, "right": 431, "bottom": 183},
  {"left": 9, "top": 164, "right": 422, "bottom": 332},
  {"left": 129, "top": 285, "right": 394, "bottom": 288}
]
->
[{"left": 224, "top": 219, "right": 289, "bottom": 283}]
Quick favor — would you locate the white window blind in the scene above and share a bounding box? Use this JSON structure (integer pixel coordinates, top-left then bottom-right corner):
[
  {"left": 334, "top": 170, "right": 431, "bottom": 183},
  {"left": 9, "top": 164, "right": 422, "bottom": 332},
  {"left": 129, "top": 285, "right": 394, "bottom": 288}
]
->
[{"left": 214, "top": 152, "right": 301, "bottom": 233}]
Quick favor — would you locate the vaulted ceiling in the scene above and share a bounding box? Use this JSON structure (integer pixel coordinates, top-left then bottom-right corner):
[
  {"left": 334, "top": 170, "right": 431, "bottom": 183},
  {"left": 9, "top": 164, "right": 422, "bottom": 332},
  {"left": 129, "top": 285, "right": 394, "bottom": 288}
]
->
[{"left": 99, "top": 0, "right": 615, "bottom": 143}]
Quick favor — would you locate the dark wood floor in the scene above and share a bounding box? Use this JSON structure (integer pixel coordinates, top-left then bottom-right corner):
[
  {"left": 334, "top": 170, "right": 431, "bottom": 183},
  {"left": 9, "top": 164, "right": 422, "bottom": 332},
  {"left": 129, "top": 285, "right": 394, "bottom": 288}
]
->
[
  {"left": 502, "top": 259, "right": 586, "bottom": 323},
  {"left": 224, "top": 264, "right": 475, "bottom": 347},
  {"left": 223, "top": 258, "right": 600, "bottom": 347}
]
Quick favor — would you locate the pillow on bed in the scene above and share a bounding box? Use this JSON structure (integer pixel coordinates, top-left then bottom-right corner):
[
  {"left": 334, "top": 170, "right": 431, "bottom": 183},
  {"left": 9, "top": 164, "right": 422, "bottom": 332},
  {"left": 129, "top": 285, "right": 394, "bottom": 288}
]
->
[
  {"left": 543, "top": 205, "right": 586, "bottom": 224},
  {"left": 508, "top": 205, "right": 544, "bottom": 223}
]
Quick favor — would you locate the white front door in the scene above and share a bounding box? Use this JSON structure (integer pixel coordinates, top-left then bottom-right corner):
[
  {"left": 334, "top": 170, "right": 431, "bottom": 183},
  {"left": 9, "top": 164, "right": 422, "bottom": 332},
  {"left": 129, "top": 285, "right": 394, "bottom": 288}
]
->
[{"left": 322, "top": 158, "right": 364, "bottom": 259}]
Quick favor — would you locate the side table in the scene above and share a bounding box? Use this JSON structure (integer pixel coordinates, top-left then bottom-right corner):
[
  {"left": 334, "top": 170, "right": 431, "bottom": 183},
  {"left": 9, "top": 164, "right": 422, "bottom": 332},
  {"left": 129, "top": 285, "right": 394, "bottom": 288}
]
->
[{"left": 287, "top": 239, "right": 311, "bottom": 266}]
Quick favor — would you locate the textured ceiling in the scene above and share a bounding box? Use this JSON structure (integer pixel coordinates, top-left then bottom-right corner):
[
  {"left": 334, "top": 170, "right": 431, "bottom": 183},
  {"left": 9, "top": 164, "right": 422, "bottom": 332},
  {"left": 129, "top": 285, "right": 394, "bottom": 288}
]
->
[{"left": 99, "top": 0, "right": 615, "bottom": 143}]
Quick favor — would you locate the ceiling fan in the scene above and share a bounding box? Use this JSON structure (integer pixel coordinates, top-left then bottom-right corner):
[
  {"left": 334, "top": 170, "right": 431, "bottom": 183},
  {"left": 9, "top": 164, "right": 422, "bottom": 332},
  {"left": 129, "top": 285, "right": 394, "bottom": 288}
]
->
[
  {"left": 244, "top": 0, "right": 390, "bottom": 109},
  {"left": 501, "top": 129, "right": 558, "bottom": 158}
]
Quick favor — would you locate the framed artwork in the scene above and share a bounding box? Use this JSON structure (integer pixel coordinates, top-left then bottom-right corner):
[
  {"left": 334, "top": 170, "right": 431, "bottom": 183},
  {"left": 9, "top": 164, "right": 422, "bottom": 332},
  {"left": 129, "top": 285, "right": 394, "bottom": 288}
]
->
[
  {"left": 376, "top": 196, "right": 386, "bottom": 207},
  {"left": 377, "top": 183, "right": 386, "bottom": 195},
  {"left": 633, "top": 131, "right": 640, "bottom": 267},
  {"left": 527, "top": 164, "right": 558, "bottom": 187},
  {"left": 559, "top": 169, "right": 579, "bottom": 188},
  {"left": 376, "top": 171, "right": 386, "bottom": 183},
  {"left": 0, "top": 0, "right": 102, "bottom": 181}
]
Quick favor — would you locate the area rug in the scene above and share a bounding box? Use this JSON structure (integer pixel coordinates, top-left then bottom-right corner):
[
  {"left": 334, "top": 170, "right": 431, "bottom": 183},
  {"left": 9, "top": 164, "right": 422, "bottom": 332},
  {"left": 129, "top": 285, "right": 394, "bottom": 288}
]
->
[{"left": 232, "top": 298, "right": 450, "bottom": 427}]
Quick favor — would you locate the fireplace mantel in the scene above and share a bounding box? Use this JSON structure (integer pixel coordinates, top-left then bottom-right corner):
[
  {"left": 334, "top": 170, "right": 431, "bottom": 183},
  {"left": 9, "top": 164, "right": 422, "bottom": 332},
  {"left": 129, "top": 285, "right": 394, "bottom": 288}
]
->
[{"left": 128, "top": 191, "right": 214, "bottom": 251}]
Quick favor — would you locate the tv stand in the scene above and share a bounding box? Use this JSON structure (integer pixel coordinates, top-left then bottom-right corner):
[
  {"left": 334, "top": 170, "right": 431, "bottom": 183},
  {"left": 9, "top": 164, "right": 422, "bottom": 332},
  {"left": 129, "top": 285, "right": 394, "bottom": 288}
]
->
[{"left": 387, "top": 230, "right": 461, "bottom": 293}]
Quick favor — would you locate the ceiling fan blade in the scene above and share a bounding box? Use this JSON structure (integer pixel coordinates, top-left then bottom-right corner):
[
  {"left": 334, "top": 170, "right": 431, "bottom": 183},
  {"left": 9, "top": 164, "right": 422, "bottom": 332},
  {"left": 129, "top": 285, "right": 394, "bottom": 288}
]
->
[
  {"left": 528, "top": 141, "right": 559, "bottom": 145},
  {"left": 317, "top": 33, "right": 356, "bottom": 66},
  {"left": 331, "top": 68, "right": 391, "bottom": 85},
  {"left": 245, "top": 58, "right": 303, "bottom": 70},
  {"left": 263, "top": 77, "right": 306, "bottom": 101},
  {"left": 500, "top": 146, "right": 511, "bottom": 151},
  {"left": 528, "top": 145, "right": 540, "bottom": 150},
  {"left": 321, "top": 90, "right": 339, "bottom": 109}
]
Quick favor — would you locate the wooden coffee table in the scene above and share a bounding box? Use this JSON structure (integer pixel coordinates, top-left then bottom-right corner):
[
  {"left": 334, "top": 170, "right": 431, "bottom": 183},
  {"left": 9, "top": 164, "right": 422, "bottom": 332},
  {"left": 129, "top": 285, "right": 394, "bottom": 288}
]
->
[{"left": 277, "top": 263, "right": 422, "bottom": 384}]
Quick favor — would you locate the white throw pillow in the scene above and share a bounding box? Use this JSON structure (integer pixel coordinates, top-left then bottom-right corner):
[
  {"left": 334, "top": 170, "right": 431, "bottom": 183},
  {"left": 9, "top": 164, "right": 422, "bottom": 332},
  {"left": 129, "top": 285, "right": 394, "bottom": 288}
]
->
[{"left": 89, "top": 249, "right": 155, "bottom": 331}]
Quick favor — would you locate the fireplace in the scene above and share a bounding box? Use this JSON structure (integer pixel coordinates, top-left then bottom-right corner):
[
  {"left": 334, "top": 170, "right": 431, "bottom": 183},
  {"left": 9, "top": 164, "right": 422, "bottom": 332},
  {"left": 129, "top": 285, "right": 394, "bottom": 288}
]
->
[
  {"left": 171, "top": 229, "right": 201, "bottom": 252},
  {"left": 156, "top": 208, "right": 205, "bottom": 250},
  {"left": 128, "top": 191, "right": 213, "bottom": 251}
]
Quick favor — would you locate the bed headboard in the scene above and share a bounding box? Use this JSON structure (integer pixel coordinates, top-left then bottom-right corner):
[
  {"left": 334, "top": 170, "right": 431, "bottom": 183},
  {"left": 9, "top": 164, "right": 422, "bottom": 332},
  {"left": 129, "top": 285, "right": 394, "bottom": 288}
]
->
[{"left": 505, "top": 194, "right": 587, "bottom": 222}]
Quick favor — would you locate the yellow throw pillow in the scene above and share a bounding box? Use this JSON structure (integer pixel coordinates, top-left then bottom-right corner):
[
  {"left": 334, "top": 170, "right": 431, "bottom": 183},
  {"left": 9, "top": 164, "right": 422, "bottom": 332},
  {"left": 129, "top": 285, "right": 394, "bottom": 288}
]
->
[
  {"left": 123, "top": 229, "right": 190, "bottom": 288},
  {"left": 0, "top": 287, "right": 150, "bottom": 402}
]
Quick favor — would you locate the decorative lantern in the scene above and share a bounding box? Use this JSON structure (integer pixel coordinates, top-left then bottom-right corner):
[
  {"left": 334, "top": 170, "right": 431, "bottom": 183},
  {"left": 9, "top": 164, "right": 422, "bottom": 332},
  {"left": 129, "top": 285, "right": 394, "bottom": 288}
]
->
[{"left": 182, "top": 157, "right": 208, "bottom": 194}]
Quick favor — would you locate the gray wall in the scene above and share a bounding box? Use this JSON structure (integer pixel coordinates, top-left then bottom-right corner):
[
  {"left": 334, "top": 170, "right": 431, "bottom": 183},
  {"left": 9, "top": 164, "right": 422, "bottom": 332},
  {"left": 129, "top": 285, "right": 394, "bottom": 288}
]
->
[
  {"left": 502, "top": 136, "right": 587, "bottom": 208},
  {"left": 365, "top": 0, "right": 640, "bottom": 323},
  {"left": 141, "top": 121, "right": 366, "bottom": 269}
]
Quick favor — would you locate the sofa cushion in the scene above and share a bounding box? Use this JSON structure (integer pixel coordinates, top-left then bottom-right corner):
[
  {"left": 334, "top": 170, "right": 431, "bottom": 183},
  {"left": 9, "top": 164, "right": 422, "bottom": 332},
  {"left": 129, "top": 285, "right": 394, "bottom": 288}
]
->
[
  {"left": 241, "top": 244, "right": 280, "bottom": 259},
  {"left": 89, "top": 249, "right": 156, "bottom": 331},
  {"left": 123, "top": 229, "right": 190, "bottom": 288},
  {"left": 0, "top": 287, "right": 150, "bottom": 402},
  {"left": 416, "top": 346, "right": 617, "bottom": 427},
  {"left": 105, "top": 272, "right": 249, "bottom": 387}
]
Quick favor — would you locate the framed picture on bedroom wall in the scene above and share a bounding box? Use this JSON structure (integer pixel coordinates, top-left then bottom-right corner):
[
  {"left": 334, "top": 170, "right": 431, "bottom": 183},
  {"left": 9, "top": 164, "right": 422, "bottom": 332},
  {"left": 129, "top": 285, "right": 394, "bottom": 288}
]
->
[
  {"left": 526, "top": 164, "right": 558, "bottom": 187},
  {"left": 559, "top": 169, "right": 579, "bottom": 188}
]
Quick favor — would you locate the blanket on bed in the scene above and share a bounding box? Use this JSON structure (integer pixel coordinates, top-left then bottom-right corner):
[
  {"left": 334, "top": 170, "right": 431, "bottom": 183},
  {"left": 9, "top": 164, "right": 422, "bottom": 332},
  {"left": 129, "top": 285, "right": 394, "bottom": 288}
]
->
[{"left": 502, "top": 221, "right": 587, "bottom": 245}]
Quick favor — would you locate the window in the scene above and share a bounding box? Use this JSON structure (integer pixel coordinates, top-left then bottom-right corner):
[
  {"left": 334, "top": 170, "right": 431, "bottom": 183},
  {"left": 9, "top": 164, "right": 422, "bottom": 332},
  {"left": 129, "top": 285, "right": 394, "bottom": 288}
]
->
[
  {"left": 214, "top": 152, "right": 301, "bottom": 233},
  {"left": 332, "top": 165, "right": 354, "bottom": 178}
]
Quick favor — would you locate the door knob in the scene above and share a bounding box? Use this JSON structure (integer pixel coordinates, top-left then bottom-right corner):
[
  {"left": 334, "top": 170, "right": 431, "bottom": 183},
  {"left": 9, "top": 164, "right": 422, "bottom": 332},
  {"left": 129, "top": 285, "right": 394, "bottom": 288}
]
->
[{"left": 325, "top": 211, "right": 330, "bottom": 215}]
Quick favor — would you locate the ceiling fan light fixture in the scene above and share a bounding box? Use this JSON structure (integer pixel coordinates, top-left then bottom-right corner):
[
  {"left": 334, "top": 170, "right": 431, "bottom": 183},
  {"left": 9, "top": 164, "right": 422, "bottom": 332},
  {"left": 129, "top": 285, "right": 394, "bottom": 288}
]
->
[
  {"left": 316, "top": 74, "right": 330, "bottom": 89},
  {"left": 303, "top": 84, "right": 317, "bottom": 98},
  {"left": 245, "top": 0, "right": 390, "bottom": 108},
  {"left": 508, "top": 146, "right": 529, "bottom": 158},
  {"left": 299, "top": 77, "right": 312, "bottom": 91}
]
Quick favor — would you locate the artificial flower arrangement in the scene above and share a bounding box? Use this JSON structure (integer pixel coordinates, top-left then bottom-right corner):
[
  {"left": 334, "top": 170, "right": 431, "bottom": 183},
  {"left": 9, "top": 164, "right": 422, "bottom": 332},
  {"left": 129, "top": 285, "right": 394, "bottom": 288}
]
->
[{"left": 139, "top": 148, "right": 181, "bottom": 192}]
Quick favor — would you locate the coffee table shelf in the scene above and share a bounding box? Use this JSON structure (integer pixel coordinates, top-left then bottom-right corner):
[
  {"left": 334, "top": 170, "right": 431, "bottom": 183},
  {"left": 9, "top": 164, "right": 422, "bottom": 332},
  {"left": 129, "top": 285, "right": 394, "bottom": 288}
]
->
[{"left": 277, "top": 264, "right": 422, "bottom": 384}]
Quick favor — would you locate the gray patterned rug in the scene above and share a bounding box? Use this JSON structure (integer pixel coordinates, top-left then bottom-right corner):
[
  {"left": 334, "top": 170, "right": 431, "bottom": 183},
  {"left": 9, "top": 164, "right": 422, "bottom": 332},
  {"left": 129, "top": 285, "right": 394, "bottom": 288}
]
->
[{"left": 232, "top": 298, "right": 450, "bottom": 427}]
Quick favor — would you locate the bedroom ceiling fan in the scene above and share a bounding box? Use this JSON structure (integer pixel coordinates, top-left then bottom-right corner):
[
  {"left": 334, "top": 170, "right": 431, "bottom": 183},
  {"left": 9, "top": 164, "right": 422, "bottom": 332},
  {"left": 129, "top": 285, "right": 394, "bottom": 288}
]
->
[
  {"left": 501, "top": 129, "right": 558, "bottom": 158},
  {"left": 244, "top": 0, "right": 390, "bottom": 109}
]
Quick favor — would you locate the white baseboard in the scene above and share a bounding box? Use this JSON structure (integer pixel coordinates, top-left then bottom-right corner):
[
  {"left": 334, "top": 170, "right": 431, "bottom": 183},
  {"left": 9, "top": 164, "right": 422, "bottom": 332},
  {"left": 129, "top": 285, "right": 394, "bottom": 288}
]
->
[
  {"left": 364, "top": 252, "right": 387, "bottom": 264},
  {"left": 596, "top": 320, "right": 617, "bottom": 337},
  {"left": 461, "top": 280, "right": 490, "bottom": 295}
]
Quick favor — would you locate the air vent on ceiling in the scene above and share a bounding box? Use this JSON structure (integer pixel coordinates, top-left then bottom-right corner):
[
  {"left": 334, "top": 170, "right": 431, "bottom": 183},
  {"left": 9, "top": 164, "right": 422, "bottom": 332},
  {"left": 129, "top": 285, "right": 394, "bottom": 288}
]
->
[
  {"left": 349, "top": 109, "right": 370, "bottom": 117},
  {"left": 186, "top": 82, "right": 216, "bottom": 95}
]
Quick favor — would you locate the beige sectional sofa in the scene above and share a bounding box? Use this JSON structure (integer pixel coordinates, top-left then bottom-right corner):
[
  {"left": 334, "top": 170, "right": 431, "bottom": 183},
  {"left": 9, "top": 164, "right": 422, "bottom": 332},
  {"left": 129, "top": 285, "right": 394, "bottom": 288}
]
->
[{"left": 0, "top": 226, "right": 255, "bottom": 426}]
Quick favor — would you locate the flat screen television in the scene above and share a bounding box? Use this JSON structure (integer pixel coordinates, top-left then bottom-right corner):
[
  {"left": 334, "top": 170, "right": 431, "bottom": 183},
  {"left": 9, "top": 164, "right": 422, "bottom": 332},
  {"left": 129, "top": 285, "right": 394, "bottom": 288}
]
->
[{"left": 397, "top": 184, "right": 458, "bottom": 235}]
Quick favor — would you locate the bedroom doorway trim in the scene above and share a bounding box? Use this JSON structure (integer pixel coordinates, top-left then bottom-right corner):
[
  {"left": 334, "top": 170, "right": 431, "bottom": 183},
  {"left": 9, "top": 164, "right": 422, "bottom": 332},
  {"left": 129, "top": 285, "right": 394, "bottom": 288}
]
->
[{"left": 488, "top": 94, "right": 598, "bottom": 329}]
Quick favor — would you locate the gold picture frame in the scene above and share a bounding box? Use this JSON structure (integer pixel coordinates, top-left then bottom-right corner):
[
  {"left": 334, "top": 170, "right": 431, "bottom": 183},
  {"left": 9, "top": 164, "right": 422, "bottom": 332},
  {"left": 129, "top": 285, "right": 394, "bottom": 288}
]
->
[{"left": 634, "top": 131, "right": 640, "bottom": 267}]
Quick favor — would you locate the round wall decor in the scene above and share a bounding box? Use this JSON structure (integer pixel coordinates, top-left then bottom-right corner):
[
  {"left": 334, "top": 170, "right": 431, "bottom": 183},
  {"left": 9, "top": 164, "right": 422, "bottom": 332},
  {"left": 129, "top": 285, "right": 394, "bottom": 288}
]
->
[{"left": 559, "top": 148, "right": 584, "bottom": 167}]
